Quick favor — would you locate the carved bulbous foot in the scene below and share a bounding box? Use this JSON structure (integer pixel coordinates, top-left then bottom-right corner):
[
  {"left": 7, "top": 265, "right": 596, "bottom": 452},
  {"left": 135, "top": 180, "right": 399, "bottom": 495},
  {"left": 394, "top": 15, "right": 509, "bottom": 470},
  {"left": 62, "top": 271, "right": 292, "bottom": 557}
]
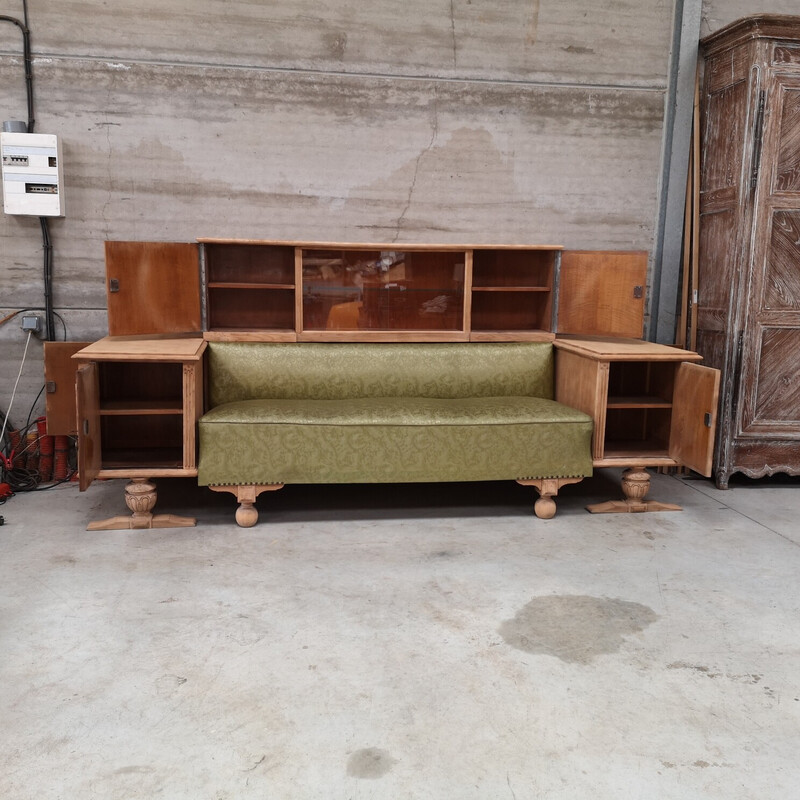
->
[
  {"left": 87, "top": 478, "right": 196, "bottom": 531},
  {"left": 587, "top": 467, "right": 682, "bottom": 514}
]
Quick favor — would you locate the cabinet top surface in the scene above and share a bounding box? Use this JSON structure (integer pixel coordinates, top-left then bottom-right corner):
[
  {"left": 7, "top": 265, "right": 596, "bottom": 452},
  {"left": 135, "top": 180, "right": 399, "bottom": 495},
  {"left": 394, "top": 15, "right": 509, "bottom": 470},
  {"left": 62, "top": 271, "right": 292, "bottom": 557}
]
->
[
  {"left": 554, "top": 335, "right": 704, "bottom": 361},
  {"left": 701, "top": 14, "right": 800, "bottom": 52},
  {"left": 198, "top": 238, "right": 564, "bottom": 251},
  {"left": 74, "top": 335, "right": 207, "bottom": 361}
]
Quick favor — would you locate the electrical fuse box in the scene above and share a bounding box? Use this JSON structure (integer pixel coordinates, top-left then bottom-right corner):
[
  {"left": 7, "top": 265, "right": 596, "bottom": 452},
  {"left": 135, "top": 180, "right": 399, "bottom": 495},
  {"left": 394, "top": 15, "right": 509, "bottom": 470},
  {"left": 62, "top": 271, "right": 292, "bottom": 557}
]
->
[{"left": 1, "top": 132, "right": 64, "bottom": 216}]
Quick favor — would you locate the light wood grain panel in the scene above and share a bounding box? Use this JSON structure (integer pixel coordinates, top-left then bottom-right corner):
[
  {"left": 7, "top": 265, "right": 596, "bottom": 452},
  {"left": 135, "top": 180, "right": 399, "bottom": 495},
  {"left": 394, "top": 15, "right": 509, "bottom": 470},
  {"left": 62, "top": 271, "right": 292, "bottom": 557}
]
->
[
  {"left": 669, "top": 362, "right": 720, "bottom": 476},
  {"left": 554, "top": 349, "right": 607, "bottom": 461},
  {"left": 203, "top": 330, "right": 298, "bottom": 342},
  {"left": 74, "top": 337, "right": 206, "bottom": 361},
  {"left": 555, "top": 336, "right": 702, "bottom": 361},
  {"left": 183, "top": 363, "right": 200, "bottom": 471},
  {"left": 557, "top": 250, "right": 647, "bottom": 338}
]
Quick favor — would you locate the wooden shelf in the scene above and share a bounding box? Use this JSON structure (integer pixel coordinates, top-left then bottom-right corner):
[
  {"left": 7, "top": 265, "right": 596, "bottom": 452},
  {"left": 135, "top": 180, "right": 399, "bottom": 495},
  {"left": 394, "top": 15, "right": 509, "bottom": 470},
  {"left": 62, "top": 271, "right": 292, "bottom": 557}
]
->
[
  {"left": 203, "top": 329, "right": 297, "bottom": 342},
  {"left": 469, "top": 330, "right": 555, "bottom": 342},
  {"left": 100, "top": 449, "right": 184, "bottom": 469},
  {"left": 607, "top": 396, "right": 672, "bottom": 409},
  {"left": 604, "top": 441, "right": 671, "bottom": 458},
  {"left": 471, "top": 286, "right": 551, "bottom": 292},
  {"left": 207, "top": 282, "right": 295, "bottom": 290},
  {"left": 99, "top": 400, "right": 183, "bottom": 415}
]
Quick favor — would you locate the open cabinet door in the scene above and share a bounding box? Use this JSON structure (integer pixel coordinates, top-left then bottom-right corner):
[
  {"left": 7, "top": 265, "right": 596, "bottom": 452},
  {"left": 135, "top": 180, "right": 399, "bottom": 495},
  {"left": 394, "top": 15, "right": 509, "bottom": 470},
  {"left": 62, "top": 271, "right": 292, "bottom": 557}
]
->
[
  {"left": 105, "top": 241, "right": 201, "bottom": 336},
  {"left": 44, "top": 341, "right": 92, "bottom": 435},
  {"left": 669, "top": 362, "right": 720, "bottom": 476},
  {"left": 557, "top": 251, "right": 647, "bottom": 338},
  {"left": 76, "top": 362, "right": 101, "bottom": 491}
]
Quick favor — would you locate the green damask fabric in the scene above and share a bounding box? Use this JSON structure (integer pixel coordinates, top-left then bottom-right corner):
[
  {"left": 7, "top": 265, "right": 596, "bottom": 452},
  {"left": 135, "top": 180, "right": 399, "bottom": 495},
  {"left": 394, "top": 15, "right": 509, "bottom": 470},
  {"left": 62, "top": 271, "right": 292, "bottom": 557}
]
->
[
  {"left": 200, "top": 395, "right": 583, "bottom": 427},
  {"left": 198, "top": 396, "right": 593, "bottom": 485},
  {"left": 199, "top": 341, "right": 593, "bottom": 487},
  {"left": 207, "top": 342, "right": 554, "bottom": 406}
]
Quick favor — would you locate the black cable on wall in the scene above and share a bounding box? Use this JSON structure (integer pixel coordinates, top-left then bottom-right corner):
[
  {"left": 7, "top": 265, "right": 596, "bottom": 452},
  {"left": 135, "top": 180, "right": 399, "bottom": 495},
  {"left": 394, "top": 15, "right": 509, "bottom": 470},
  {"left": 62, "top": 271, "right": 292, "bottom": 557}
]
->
[
  {"left": 2, "top": 1, "right": 56, "bottom": 342},
  {"left": 0, "top": 5, "right": 35, "bottom": 132}
]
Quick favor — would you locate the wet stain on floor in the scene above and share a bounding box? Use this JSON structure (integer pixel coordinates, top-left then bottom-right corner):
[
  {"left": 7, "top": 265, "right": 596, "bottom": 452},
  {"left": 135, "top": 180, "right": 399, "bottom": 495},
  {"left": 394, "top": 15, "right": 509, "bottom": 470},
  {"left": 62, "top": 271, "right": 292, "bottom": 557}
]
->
[
  {"left": 499, "top": 594, "right": 658, "bottom": 664},
  {"left": 346, "top": 748, "right": 397, "bottom": 779}
]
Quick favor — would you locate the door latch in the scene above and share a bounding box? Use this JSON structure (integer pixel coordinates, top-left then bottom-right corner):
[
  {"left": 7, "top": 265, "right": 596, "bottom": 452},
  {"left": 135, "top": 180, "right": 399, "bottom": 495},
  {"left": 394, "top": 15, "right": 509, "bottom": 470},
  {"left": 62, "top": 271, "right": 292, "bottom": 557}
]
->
[
  {"left": 633, "top": 286, "right": 643, "bottom": 299},
  {"left": 108, "top": 278, "right": 120, "bottom": 293}
]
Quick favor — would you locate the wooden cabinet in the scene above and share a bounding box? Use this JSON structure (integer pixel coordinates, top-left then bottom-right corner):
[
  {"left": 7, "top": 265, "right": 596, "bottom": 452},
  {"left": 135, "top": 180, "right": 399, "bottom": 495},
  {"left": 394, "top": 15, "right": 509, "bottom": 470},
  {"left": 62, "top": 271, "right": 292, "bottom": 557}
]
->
[
  {"left": 554, "top": 336, "right": 720, "bottom": 511},
  {"left": 201, "top": 240, "right": 562, "bottom": 342},
  {"left": 102, "top": 239, "right": 650, "bottom": 342},
  {"left": 73, "top": 337, "right": 206, "bottom": 529},
  {"left": 698, "top": 15, "right": 800, "bottom": 487}
]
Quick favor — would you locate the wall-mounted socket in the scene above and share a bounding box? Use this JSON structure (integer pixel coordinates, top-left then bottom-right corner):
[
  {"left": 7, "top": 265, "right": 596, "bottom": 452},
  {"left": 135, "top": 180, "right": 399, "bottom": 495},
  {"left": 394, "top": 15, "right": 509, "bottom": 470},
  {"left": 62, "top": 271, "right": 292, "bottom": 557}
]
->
[{"left": 21, "top": 314, "right": 41, "bottom": 333}]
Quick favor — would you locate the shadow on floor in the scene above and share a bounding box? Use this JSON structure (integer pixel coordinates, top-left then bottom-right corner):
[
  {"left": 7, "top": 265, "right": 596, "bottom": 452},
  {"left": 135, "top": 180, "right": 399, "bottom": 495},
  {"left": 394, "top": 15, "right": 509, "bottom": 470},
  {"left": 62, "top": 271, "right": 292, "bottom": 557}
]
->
[{"left": 150, "top": 471, "right": 629, "bottom": 524}]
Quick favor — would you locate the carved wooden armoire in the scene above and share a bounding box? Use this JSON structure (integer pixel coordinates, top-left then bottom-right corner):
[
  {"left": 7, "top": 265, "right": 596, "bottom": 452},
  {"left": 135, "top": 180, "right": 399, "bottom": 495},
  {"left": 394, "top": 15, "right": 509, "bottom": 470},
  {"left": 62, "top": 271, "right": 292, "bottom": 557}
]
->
[{"left": 699, "top": 15, "right": 800, "bottom": 488}]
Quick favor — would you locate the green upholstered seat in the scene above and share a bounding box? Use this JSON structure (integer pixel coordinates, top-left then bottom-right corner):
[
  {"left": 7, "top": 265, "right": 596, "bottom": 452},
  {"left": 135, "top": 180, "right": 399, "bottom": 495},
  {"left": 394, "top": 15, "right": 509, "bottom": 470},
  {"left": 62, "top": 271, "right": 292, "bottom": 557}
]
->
[{"left": 198, "top": 342, "right": 593, "bottom": 487}]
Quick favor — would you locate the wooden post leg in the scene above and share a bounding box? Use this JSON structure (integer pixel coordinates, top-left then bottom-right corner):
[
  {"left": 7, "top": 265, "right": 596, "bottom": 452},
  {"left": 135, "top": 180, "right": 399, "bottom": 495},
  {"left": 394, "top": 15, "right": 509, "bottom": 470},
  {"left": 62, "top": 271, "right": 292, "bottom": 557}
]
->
[
  {"left": 516, "top": 477, "right": 584, "bottom": 519},
  {"left": 587, "top": 467, "right": 682, "bottom": 514},
  {"left": 208, "top": 484, "right": 284, "bottom": 527},
  {"left": 87, "top": 478, "right": 197, "bottom": 531}
]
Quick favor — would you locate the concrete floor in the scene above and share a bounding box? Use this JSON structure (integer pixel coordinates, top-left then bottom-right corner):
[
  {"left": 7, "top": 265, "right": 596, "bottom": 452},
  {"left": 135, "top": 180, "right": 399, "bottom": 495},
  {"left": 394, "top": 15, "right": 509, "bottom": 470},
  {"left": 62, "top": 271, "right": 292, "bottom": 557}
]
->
[{"left": 1, "top": 469, "right": 799, "bottom": 799}]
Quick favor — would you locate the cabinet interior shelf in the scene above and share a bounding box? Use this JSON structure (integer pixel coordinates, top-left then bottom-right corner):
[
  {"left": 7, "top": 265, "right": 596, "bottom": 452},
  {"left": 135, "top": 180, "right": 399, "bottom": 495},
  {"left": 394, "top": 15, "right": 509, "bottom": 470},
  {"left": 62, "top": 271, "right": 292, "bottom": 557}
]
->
[
  {"left": 207, "top": 282, "right": 295, "bottom": 290},
  {"left": 101, "top": 449, "right": 184, "bottom": 469},
  {"left": 99, "top": 400, "right": 183, "bottom": 415},
  {"left": 471, "top": 286, "right": 550, "bottom": 292},
  {"left": 606, "top": 396, "right": 672, "bottom": 409},
  {"left": 603, "top": 442, "right": 671, "bottom": 458}
]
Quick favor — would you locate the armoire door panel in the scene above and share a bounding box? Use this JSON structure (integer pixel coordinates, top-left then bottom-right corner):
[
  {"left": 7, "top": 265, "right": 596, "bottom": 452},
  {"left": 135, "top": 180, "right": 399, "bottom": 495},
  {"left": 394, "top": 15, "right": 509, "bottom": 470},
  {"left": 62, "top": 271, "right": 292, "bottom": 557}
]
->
[
  {"left": 763, "top": 210, "right": 800, "bottom": 310},
  {"left": 746, "top": 328, "right": 800, "bottom": 428},
  {"left": 698, "top": 208, "right": 741, "bottom": 319},
  {"left": 774, "top": 85, "right": 800, "bottom": 193},
  {"left": 701, "top": 80, "right": 748, "bottom": 193}
]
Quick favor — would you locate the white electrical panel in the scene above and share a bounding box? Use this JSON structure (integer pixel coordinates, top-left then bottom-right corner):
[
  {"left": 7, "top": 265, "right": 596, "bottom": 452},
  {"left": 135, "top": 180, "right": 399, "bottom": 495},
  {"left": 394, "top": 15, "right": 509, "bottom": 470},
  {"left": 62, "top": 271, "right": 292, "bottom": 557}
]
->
[{"left": 1, "top": 132, "right": 64, "bottom": 216}]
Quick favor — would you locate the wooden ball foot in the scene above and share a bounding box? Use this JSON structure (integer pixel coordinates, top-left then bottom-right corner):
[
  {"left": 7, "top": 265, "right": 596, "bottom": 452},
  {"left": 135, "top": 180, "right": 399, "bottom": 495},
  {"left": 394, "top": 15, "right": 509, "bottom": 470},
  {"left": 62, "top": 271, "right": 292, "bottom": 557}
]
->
[
  {"left": 235, "top": 502, "right": 259, "bottom": 528},
  {"left": 534, "top": 496, "right": 557, "bottom": 519}
]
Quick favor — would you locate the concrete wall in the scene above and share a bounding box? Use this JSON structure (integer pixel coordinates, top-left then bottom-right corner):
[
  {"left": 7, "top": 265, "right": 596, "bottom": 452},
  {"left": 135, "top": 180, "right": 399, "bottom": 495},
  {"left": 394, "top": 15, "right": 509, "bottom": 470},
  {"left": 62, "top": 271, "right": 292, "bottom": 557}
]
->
[
  {"left": 701, "top": 1, "right": 800, "bottom": 35},
  {"left": 4, "top": 0, "right": 675, "bottom": 426}
]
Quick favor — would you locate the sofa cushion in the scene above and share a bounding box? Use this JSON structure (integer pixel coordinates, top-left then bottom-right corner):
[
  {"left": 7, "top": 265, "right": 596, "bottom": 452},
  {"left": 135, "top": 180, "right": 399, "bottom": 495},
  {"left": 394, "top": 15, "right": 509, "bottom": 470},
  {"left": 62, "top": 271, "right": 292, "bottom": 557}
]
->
[
  {"left": 198, "top": 395, "right": 593, "bottom": 486},
  {"left": 207, "top": 342, "right": 554, "bottom": 406}
]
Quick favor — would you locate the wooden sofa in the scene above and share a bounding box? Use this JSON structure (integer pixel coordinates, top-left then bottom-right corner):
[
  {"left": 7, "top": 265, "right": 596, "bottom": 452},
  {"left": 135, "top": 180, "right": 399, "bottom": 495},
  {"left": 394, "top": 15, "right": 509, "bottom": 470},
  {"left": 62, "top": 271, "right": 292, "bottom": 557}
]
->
[{"left": 197, "top": 341, "right": 594, "bottom": 526}]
